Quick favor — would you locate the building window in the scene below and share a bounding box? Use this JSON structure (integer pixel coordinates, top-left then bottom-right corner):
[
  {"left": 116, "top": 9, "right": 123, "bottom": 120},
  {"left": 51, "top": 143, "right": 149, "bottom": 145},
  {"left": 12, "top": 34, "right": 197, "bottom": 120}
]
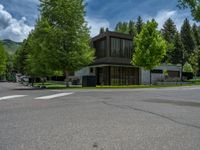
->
[
  {"left": 111, "top": 37, "right": 133, "bottom": 58},
  {"left": 121, "top": 39, "right": 133, "bottom": 58},
  {"left": 151, "top": 69, "right": 163, "bottom": 74},
  {"left": 110, "top": 66, "right": 138, "bottom": 85},
  {"left": 111, "top": 38, "right": 120, "bottom": 57},
  {"left": 94, "top": 39, "right": 106, "bottom": 58}
]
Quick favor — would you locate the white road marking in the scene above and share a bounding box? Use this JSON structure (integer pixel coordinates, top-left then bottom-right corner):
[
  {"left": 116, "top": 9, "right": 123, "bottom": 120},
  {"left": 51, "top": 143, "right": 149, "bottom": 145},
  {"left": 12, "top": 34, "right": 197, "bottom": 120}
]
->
[
  {"left": 35, "top": 93, "right": 74, "bottom": 100},
  {"left": 0, "top": 95, "right": 27, "bottom": 101}
]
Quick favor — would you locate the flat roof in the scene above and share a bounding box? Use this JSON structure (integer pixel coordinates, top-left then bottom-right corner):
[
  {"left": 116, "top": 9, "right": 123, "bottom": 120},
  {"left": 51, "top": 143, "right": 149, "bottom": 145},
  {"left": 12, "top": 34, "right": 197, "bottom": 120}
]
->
[{"left": 91, "top": 31, "right": 133, "bottom": 41}]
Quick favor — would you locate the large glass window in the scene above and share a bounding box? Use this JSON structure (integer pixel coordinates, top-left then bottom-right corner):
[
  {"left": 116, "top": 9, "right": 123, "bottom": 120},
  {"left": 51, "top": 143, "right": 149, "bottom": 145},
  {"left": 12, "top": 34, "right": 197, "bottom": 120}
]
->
[
  {"left": 111, "top": 38, "right": 120, "bottom": 57},
  {"left": 110, "top": 67, "right": 139, "bottom": 85},
  {"left": 111, "top": 38, "right": 133, "bottom": 58},
  {"left": 94, "top": 39, "right": 106, "bottom": 58}
]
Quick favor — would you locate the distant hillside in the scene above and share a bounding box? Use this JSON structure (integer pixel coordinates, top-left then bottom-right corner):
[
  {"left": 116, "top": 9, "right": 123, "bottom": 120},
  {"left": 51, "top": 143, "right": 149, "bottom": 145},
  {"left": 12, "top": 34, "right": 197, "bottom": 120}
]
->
[{"left": 1, "top": 39, "right": 21, "bottom": 54}]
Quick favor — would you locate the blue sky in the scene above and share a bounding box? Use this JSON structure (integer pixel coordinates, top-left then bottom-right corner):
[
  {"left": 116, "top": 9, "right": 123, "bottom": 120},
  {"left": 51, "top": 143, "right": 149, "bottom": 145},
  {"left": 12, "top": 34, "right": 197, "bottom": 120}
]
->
[{"left": 0, "top": 0, "right": 196, "bottom": 42}]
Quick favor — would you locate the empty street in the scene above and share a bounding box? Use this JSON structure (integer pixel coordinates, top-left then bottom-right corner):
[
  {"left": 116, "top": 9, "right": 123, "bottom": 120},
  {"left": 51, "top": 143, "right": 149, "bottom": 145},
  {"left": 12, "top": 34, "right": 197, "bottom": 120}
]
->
[{"left": 0, "top": 82, "right": 200, "bottom": 150}]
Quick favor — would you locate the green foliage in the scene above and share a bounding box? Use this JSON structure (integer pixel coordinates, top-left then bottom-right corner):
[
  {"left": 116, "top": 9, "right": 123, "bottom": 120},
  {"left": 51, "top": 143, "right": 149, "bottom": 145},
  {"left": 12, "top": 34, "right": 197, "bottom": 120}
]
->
[
  {"left": 39, "top": 0, "right": 94, "bottom": 73},
  {"left": 192, "top": 23, "right": 200, "bottom": 46},
  {"left": 163, "top": 70, "right": 169, "bottom": 77},
  {"left": 115, "top": 20, "right": 137, "bottom": 37},
  {"left": 25, "top": 19, "right": 54, "bottom": 77},
  {"left": 53, "top": 71, "right": 63, "bottom": 77},
  {"left": 171, "top": 32, "right": 185, "bottom": 64},
  {"left": 188, "top": 49, "right": 200, "bottom": 75},
  {"left": 161, "top": 18, "right": 176, "bottom": 63},
  {"left": 0, "top": 42, "right": 7, "bottom": 75},
  {"left": 183, "top": 61, "right": 194, "bottom": 73},
  {"left": 128, "top": 20, "right": 137, "bottom": 37},
  {"left": 132, "top": 20, "right": 167, "bottom": 70},
  {"left": 14, "top": 0, "right": 94, "bottom": 82},
  {"left": 115, "top": 22, "right": 129, "bottom": 34},
  {"left": 136, "top": 16, "right": 144, "bottom": 34},
  {"left": 178, "top": 0, "right": 200, "bottom": 21},
  {"left": 2, "top": 40, "right": 21, "bottom": 54},
  {"left": 14, "top": 40, "right": 30, "bottom": 74},
  {"left": 99, "top": 27, "right": 105, "bottom": 34},
  {"left": 180, "top": 18, "right": 196, "bottom": 60},
  {"left": 161, "top": 18, "right": 177, "bottom": 43}
]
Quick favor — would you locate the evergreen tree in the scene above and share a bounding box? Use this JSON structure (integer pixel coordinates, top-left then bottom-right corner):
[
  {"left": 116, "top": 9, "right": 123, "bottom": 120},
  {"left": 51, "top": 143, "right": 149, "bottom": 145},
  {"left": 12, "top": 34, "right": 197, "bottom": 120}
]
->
[
  {"left": 171, "top": 32, "right": 185, "bottom": 65},
  {"left": 161, "top": 18, "right": 177, "bottom": 63},
  {"left": 115, "top": 22, "right": 123, "bottom": 32},
  {"left": 128, "top": 20, "right": 137, "bottom": 37},
  {"left": 136, "top": 16, "right": 144, "bottom": 34},
  {"left": 161, "top": 18, "right": 177, "bottom": 43},
  {"left": 192, "top": 23, "right": 200, "bottom": 46},
  {"left": 14, "top": 39, "right": 30, "bottom": 74},
  {"left": 180, "top": 18, "right": 196, "bottom": 60},
  {"left": 5, "top": 53, "right": 15, "bottom": 81},
  {"left": 115, "top": 22, "right": 128, "bottom": 33},
  {"left": 99, "top": 27, "right": 105, "bottom": 34}
]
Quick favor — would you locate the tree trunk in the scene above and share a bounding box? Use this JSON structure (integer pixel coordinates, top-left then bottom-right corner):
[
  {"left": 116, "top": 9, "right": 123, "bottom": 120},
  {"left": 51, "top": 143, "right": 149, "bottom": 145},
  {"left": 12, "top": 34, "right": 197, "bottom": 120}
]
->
[{"left": 65, "top": 70, "right": 69, "bottom": 87}]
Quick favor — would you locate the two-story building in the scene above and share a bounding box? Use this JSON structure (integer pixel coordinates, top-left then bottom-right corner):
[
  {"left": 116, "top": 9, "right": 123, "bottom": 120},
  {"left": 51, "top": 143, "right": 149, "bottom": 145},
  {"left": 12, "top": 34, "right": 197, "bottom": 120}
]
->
[{"left": 75, "top": 31, "right": 181, "bottom": 85}]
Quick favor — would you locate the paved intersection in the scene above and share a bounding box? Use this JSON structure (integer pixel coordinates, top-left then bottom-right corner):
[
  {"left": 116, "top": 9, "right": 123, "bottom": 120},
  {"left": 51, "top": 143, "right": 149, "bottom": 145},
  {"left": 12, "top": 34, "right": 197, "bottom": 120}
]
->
[{"left": 1, "top": 82, "right": 200, "bottom": 150}]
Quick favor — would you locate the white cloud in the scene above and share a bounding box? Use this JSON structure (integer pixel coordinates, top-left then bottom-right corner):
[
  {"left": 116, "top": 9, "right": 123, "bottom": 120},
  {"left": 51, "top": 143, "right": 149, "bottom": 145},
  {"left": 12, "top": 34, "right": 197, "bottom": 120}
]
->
[
  {"left": 86, "top": 17, "right": 110, "bottom": 37},
  {"left": 145, "top": 10, "right": 196, "bottom": 31},
  {"left": 0, "top": 4, "right": 34, "bottom": 42}
]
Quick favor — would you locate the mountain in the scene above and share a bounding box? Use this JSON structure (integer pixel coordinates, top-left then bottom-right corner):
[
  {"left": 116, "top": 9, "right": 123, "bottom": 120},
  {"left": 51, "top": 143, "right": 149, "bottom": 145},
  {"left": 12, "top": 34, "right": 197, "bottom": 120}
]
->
[{"left": 1, "top": 39, "right": 21, "bottom": 54}]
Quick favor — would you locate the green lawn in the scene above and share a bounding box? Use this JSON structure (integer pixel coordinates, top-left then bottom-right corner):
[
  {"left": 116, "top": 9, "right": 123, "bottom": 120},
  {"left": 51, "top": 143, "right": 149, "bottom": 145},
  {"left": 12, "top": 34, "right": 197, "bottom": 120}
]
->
[{"left": 33, "top": 81, "right": 200, "bottom": 89}]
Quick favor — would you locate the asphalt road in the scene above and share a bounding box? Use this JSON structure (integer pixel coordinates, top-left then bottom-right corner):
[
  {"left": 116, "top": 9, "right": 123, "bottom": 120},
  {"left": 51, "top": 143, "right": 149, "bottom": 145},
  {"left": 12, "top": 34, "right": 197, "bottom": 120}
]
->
[{"left": 1, "top": 82, "right": 200, "bottom": 150}]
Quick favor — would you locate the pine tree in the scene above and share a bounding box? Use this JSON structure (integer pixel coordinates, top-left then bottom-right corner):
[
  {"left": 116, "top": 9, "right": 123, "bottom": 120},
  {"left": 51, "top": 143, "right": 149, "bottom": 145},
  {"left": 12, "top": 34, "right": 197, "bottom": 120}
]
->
[
  {"left": 14, "top": 39, "right": 30, "bottom": 74},
  {"left": 115, "top": 22, "right": 123, "bottom": 32},
  {"left": 136, "top": 16, "right": 143, "bottom": 34},
  {"left": 171, "top": 32, "right": 185, "bottom": 64},
  {"left": 192, "top": 23, "right": 200, "bottom": 46},
  {"left": 161, "top": 18, "right": 177, "bottom": 43},
  {"left": 99, "top": 27, "right": 105, "bottom": 34},
  {"left": 161, "top": 18, "right": 177, "bottom": 63},
  {"left": 128, "top": 20, "right": 137, "bottom": 37},
  {"left": 180, "top": 18, "right": 196, "bottom": 60}
]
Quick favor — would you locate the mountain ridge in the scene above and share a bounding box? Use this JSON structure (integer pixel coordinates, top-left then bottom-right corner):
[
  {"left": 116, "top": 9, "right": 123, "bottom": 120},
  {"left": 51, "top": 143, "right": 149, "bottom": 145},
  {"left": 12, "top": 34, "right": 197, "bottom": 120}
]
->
[{"left": 1, "top": 39, "right": 21, "bottom": 54}]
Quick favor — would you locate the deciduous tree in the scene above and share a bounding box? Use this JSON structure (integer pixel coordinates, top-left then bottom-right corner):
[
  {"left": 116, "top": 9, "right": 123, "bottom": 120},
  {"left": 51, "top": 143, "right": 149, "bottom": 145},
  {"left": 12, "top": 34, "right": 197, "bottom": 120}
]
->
[
  {"left": 178, "top": 0, "right": 200, "bottom": 21},
  {"left": 0, "top": 42, "right": 7, "bottom": 76},
  {"left": 39, "top": 0, "right": 94, "bottom": 86},
  {"left": 132, "top": 20, "right": 167, "bottom": 84}
]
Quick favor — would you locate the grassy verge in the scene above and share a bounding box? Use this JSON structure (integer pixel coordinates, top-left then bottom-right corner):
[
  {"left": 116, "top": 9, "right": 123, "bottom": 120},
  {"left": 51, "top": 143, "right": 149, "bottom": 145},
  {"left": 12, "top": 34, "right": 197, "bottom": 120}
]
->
[{"left": 33, "top": 81, "right": 200, "bottom": 89}]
